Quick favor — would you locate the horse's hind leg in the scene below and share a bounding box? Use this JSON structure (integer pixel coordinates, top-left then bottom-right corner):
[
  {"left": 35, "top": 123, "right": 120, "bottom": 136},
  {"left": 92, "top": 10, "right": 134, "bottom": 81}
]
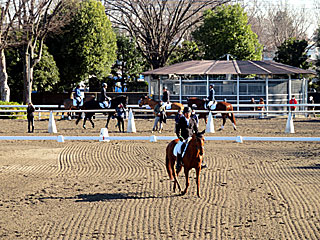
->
[
  {"left": 219, "top": 114, "right": 227, "bottom": 130},
  {"left": 89, "top": 116, "right": 95, "bottom": 128},
  {"left": 228, "top": 113, "right": 237, "bottom": 130}
]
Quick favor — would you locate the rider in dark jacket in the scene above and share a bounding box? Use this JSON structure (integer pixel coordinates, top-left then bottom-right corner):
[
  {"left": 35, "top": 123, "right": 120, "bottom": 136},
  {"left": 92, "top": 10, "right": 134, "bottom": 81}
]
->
[
  {"left": 99, "top": 83, "right": 111, "bottom": 108},
  {"left": 175, "top": 106, "right": 199, "bottom": 171}
]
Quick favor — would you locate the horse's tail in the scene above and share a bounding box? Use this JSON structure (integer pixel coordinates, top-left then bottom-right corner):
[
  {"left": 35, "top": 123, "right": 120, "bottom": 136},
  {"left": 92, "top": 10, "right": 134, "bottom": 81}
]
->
[{"left": 166, "top": 154, "right": 174, "bottom": 180}]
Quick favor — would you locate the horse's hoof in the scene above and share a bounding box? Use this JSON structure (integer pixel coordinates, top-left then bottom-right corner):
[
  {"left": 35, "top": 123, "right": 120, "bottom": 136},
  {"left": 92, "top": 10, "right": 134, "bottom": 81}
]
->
[
  {"left": 83, "top": 125, "right": 86, "bottom": 129},
  {"left": 92, "top": 124, "right": 95, "bottom": 128},
  {"left": 218, "top": 128, "right": 223, "bottom": 131}
]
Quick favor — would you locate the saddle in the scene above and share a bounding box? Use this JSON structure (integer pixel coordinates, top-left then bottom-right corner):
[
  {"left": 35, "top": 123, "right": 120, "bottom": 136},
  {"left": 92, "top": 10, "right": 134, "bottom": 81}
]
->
[
  {"left": 173, "top": 137, "right": 192, "bottom": 157},
  {"left": 73, "top": 98, "right": 83, "bottom": 107},
  {"left": 99, "top": 100, "right": 111, "bottom": 109}
]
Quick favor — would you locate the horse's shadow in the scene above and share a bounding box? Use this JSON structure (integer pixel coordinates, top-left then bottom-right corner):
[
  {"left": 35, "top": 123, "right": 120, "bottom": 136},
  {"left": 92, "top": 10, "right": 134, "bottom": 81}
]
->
[
  {"left": 76, "top": 192, "right": 173, "bottom": 202},
  {"left": 292, "top": 164, "right": 320, "bottom": 170}
]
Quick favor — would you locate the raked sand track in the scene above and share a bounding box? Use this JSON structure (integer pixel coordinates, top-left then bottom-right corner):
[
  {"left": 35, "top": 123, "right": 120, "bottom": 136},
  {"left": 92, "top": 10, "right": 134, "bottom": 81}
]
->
[{"left": 0, "top": 117, "right": 320, "bottom": 239}]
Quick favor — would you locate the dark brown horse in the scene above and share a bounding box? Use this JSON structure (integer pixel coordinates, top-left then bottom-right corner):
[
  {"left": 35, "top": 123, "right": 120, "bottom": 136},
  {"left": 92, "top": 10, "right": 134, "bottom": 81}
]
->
[
  {"left": 165, "top": 131, "right": 205, "bottom": 198},
  {"left": 59, "top": 94, "right": 95, "bottom": 120},
  {"left": 138, "top": 96, "right": 184, "bottom": 117},
  {"left": 187, "top": 97, "right": 237, "bottom": 130}
]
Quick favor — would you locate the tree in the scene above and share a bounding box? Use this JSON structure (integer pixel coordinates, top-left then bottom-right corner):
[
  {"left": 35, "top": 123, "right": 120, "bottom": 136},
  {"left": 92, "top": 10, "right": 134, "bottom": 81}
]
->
[
  {"left": 105, "top": 0, "right": 231, "bottom": 70},
  {"left": 192, "top": 4, "right": 263, "bottom": 60},
  {"left": 239, "top": 0, "right": 311, "bottom": 54},
  {"left": 17, "top": 0, "right": 77, "bottom": 103},
  {"left": 6, "top": 44, "right": 59, "bottom": 102},
  {"left": 0, "top": 0, "right": 27, "bottom": 101},
  {"left": 111, "top": 34, "right": 146, "bottom": 83},
  {"left": 168, "top": 40, "right": 202, "bottom": 65},
  {"left": 274, "top": 38, "right": 311, "bottom": 70},
  {"left": 48, "top": 0, "right": 117, "bottom": 92}
]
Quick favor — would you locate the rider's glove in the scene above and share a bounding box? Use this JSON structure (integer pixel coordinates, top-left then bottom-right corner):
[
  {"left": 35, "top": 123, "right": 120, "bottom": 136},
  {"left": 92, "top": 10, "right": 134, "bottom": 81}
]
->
[{"left": 178, "top": 137, "right": 184, "bottom": 142}]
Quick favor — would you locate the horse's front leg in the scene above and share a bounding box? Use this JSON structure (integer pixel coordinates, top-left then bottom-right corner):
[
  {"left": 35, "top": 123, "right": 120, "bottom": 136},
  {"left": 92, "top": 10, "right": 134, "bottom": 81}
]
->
[
  {"left": 105, "top": 113, "right": 111, "bottom": 128},
  {"left": 173, "top": 162, "right": 182, "bottom": 193},
  {"left": 75, "top": 112, "right": 82, "bottom": 125},
  {"left": 219, "top": 114, "right": 227, "bottom": 131},
  {"left": 196, "top": 167, "right": 201, "bottom": 198},
  {"left": 182, "top": 169, "right": 190, "bottom": 195},
  {"left": 83, "top": 115, "right": 87, "bottom": 129}
]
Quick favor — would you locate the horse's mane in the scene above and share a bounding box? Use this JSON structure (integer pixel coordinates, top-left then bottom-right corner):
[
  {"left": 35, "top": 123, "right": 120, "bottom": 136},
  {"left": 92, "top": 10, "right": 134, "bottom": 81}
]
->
[{"left": 196, "top": 130, "right": 205, "bottom": 139}]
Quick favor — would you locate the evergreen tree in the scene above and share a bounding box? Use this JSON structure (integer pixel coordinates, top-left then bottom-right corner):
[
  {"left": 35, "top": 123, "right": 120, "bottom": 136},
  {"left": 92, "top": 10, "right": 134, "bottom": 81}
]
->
[{"left": 192, "top": 4, "right": 263, "bottom": 60}]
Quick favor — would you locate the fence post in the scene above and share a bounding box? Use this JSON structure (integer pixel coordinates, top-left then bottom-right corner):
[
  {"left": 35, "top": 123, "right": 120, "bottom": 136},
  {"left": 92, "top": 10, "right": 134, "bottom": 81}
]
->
[
  {"left": 206, "top": 111, "right": 215, "bottom": 133},
  {"left": 285, "top": 112, "right": 295, "bottom": 134},
  {"left": 48, "top": 111, "right": 57, "bottom": 133},
  {"left": 127, "top": 108, "right": 136, "bottom": 133}
]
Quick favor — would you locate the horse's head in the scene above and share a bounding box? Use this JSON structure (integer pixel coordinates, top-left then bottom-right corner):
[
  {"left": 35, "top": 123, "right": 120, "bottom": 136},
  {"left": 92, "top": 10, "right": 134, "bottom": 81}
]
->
[
  {"left": 194, "top": 130, "right": 205, "bottom": 157},
  {"left": 138, "top": 95, "right": 148, "bottom": 107}
]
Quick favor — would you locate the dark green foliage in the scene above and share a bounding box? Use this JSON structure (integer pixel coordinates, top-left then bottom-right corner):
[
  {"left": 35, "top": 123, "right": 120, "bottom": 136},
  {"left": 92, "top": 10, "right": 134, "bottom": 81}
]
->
[
  {"left": 111, "top": 34, "right": 146, "bottom": 82},
  {"left": 6, "top": 44, "right": 59, "bottom": 102},
  {"left": 274, "top": 38, "right": 311, "bottom": 69},
  {"left": 47, "top": 0, "right": 117, "bottom": 92},
  {"left": 192, "top": 4, "right": 262, "bottom": 60},
  {"left": 168, "top": 41, "right": 202, "bottom": 65}
]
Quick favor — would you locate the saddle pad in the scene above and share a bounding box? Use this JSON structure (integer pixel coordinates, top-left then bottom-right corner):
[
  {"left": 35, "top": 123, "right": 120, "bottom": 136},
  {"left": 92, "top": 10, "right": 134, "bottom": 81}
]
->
[
  {"left": 165, "top": 104, "right": 172, "bottom": 110},
  {"left": 173, "top": 141, "right": 183, "bottom": 157},
  {"left": 210, "top": 103, "right": 217, "bottom": 111},
  {"left": 73, "top": 99, "right": 83, "bottom": 107}
]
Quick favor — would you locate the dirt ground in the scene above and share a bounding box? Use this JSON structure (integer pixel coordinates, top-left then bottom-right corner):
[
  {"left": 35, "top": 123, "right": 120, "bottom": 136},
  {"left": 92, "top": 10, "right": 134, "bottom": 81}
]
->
[{"left": 0, "top": 115, "right": 320, "bottom": 239}]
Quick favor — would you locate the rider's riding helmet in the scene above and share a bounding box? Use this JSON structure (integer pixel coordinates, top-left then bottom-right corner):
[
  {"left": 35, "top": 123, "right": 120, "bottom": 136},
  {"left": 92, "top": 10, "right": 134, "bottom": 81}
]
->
[
  {"left": 210, "top": 84, "right": 214, "bottom": 88},
  {"left": 102, "top": 83, "right": 107, "bottom": 88},
  {"left": 183, "top": 106, "right": 192, "bottom": 114}
]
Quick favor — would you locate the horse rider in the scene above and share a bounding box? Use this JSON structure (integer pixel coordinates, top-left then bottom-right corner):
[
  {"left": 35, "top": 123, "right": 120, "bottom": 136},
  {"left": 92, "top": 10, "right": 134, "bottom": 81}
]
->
[
  {"left": 74, "top": 84, "right": 82, "bottom": 108},
  {"left": 100, "top": 83, "right": 111, "bottom": 108},
  {"left": 162, "top": 86, "right": 171, "bottom": 109},
  {"left": 175, "top": 106, "right": 199, "bottom": 172},
  {"left": 206, "top": 84, "right": 216, "bottom": 110}
]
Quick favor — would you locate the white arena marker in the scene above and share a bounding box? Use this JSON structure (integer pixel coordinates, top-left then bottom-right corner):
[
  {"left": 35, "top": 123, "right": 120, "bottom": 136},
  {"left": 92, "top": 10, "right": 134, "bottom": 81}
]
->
[
  {"left": 127, "top": 108, "right": 136, "bottom": 133},
  {"left": 150, "top": 135, "right": 157, "bottom": 142},
  {"left": 236, "top": 136, "right": 243, "bottom": 143},
  {"left": 285, "top": 112, "right": 295, "bottom": 134},
  {"left": 57, "top": 135, "right": 65, "bottom": 143},
  {"left": 48, "top": 111, "right": 57, "bottom": 133},
  {"left": 100, "top": 128, "right": 110, "bottom": 142},
  {"left": 205, "top": 111, "right": 215, "bottom": 133}
]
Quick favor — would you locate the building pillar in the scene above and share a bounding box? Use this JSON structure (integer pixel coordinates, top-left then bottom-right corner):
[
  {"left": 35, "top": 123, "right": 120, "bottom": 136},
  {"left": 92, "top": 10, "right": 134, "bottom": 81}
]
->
[
  {"left": 237, "top": 75, "right": 240, "bottom": 111},
  {"left": 179, "top": 76, "right": 182, "bottom": 103},
  {"left": 206, "top": 75, "right": 209, "bottom": 97},
  {"left": 266, "top": 76, "right": 269, "bottom": 117},
  {"left": 288, "top": 75, "right": 292, "bottom": 112}
]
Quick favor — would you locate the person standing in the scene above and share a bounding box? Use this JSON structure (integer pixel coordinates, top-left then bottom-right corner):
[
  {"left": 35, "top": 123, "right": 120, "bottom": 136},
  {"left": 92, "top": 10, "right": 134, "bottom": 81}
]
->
[
  {"left": 27, "top": 102, "right": 35, "bottom": 133},
  {"left": 289, "top": 95, "right": 298, "bottom": 118},
  {"left": 115, "top": 82, "right": 122, "bottom": 93},
  {"left": 257, "top": 98, "right": 265, "bottom": 118},
  {"left": 307, "top": 96, "right": 316, "bottom": 118},
  {"left": 250, "top": 97, "right": 256, "bottom": 118},
  {"left": 74, "top": 84, "right": 82, "bottom": 108},
  {"left": 99, "top": 83, "right": 111, "bottom": 108},
  {"left": 115, "top": 103, "right": 126, "bottom": 132},
  {"left": 152, "top": 100, "right": 165, "bottom": 133}
]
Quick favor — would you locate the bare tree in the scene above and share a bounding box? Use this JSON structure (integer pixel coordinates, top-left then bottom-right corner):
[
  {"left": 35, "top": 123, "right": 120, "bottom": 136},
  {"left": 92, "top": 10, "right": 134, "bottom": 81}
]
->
[
  {"left": 16, "top": 0, "right": 77, "bottom": 104},
  {"left": 0, "top": 0, "right": 27, "bottom": 102},
  {"left": 243, "top": 1, "right": 311, "bottom": 55},
  {"left": 105, "top": 0, "right": 230, "bottom": 70}
]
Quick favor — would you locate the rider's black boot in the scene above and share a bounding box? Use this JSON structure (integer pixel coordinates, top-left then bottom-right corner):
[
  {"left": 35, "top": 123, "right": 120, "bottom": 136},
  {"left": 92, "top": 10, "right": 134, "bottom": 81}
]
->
[{"left": 176, "top": 154, "right": 183, "bottom": 172}]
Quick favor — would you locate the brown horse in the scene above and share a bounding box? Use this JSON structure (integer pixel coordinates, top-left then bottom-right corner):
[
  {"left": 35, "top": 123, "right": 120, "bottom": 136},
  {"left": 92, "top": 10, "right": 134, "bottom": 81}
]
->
[
  {"left": 187, "top": 97, "right": 236, "bottom": 130},
  {"left": 165, "top": 131, "right": 205, "bottom": 198},
  {"left": 138, "top": 96, "right": 184, "bottom": 116}
]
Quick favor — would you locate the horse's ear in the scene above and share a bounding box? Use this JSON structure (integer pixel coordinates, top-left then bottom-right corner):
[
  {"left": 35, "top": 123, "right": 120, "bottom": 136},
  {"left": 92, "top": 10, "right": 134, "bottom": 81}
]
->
[{"left": 200, "top": 130, "right": 205, "bottom": 135}]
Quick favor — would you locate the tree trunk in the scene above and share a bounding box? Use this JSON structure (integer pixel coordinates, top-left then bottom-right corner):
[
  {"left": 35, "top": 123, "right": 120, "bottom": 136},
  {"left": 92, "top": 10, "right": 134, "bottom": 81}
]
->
[
  {"left": 0, "top": 49, "right": 10, "bottom": 102},
  {"left": 23, "top": 52, "right": 33, "bottom": 104}
]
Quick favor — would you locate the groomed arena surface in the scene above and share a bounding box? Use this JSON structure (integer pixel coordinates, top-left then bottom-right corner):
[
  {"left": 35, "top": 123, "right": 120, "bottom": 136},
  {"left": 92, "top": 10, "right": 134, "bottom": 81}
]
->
[{"left": 0, "top": 117, "right": 319, "bottom": 239}]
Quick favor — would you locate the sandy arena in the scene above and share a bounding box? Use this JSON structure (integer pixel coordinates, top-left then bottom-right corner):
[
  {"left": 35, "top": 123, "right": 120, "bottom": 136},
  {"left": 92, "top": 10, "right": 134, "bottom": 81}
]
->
[{"left": 0, "top": 115, "right": 320, "bottom": 239}]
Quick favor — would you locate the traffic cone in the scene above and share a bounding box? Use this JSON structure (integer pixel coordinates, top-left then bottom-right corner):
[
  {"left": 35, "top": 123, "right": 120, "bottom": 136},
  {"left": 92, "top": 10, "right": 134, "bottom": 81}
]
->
[
  {"left": 127, "top": 109, "right": 136, "bottom": 133},
  {"left": 285, "top": 112, "right": 295, "bottom": 134},
  {"left": 205, "top": 111, "right": 215, "bottom": 133},
  {"left": 48, "top": 111, "right": 57, "bottom": 133},
  {"left": 100, "top": 128, "right": 110, "bottom": 142}
]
